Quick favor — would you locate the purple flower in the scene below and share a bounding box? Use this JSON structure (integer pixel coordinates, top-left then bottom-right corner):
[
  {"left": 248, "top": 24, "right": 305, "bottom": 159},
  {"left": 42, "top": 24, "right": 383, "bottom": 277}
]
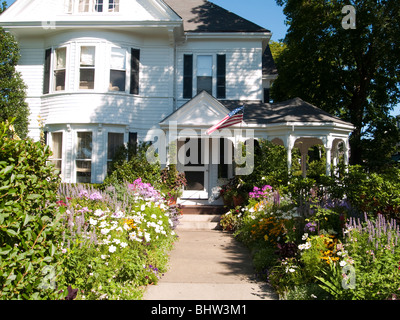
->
[
  {"left": 89, "top": 192, "right": 103, "bottom": 201},
  {"left": 304, "top": 222, "right": 317, "bottom": 233}
]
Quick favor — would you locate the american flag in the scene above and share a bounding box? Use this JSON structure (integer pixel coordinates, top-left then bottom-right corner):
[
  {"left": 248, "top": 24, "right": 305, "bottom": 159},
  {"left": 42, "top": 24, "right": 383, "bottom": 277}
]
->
[{"left": 206, "top": 105, "right": 244, "bottom": 135}]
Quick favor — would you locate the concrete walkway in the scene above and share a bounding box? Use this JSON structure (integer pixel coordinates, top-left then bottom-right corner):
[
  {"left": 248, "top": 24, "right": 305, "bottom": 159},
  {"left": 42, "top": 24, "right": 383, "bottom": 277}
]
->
[{"left": 143, "top": 228, "right": 278, "bottom": 300}]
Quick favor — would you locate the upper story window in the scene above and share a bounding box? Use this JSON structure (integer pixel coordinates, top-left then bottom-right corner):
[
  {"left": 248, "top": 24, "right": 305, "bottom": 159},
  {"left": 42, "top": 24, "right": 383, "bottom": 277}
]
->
[
  {"left": 109, "top": 47, "right": 126, "bottom": 92},
  {"left": 183, "top": 53, "right": 226, "bottom": 99},
  {"left": 79, "top": 46, "right": 96, "bottom": 90},
  {"left": 66, "top": 0, "right": 119, "bottom": 13},
  {"left": 54, "top": 47, "right": 67, "bottom": 91},
  {"left": 197, "top": 55, "right": 213, "bottom": 96},
  {"left": 43, "top": 47, "right": 68, "bottom": 94}
]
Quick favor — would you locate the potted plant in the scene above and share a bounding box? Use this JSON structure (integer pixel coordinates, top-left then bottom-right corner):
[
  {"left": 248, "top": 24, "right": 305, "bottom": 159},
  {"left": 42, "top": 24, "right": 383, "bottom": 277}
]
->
[{"left": 161, "top": 164, "right": 187, "bottom": 205}]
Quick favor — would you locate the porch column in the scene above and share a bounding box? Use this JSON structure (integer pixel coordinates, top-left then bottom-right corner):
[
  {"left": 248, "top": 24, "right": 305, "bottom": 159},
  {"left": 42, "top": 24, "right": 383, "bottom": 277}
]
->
[
  {"left": 326, "top": 147, "right": 332, "bottom": 176},
  {"left": 285, "top": 136, "right": 295, "bottom": 174}
]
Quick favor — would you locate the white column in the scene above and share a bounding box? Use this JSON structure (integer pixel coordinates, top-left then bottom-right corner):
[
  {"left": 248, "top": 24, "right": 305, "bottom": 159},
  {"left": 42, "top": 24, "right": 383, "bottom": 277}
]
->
[{"left": 326, "top": 147, "right": 332, "bottom": 176}]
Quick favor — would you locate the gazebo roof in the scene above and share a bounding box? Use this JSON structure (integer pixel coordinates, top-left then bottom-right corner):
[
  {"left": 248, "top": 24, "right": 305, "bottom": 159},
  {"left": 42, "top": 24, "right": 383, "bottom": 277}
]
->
[{"left": 220, "top": 98, "right": 354, "bottom": 128}]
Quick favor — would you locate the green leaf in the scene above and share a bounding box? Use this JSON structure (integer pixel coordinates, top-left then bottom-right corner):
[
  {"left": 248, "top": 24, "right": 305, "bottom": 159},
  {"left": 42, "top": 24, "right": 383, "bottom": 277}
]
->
[
  {"left": 5, "top": 229, "right": 18, "bottom": 237},
  {"left": 0, "top": 165, "right": 14, "bottom": 176},
  {"left": 0, "top": 246, "right": 12, "bottom": 255},
  {"left": 26, "top": 194, "right": 41, "bottom": 200},
  {"left": 23, "top": 214, "right": 31, "bottom": 227}
]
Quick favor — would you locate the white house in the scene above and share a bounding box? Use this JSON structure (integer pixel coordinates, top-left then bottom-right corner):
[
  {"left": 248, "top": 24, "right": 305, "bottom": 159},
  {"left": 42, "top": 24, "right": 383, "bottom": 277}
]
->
[{"left": 0, "top": 0, "right": 354, "bottom": 205}]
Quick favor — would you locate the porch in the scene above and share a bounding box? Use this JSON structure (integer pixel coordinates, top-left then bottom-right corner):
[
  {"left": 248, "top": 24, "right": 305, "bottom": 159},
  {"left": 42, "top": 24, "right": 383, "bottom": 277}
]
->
[{"left": 158, "top": 91, "right": 354, "bottom": 208}]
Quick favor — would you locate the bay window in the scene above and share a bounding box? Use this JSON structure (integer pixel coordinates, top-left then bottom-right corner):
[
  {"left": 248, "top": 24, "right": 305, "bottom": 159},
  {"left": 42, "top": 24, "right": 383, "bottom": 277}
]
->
[{"left": 79, "top": 46, "right": 96, "bottom": 90}]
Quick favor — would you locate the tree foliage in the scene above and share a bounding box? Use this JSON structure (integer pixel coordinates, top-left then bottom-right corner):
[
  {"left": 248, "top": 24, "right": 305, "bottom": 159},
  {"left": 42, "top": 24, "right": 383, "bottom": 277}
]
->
[
  {"left": 0, "top": 2, "right": 30, "bottom": 138},
  {"left": 272, "top": 0, "right": 400, "bottom": 167}
]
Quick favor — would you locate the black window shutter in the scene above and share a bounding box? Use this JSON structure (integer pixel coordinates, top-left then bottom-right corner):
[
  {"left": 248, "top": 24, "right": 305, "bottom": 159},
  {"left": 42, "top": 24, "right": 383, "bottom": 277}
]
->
[
  {"left": 43, "top": 48, "right": 51, "bottom": 94},
  {"left": 183, "top": 54, "right": 193, "bottom": 99},
  {"left": 128, "top": 132, "right": 138, "bottom": 160},
  {"left": 130, "top": 49, "right": 140, "bottom": 95},
  {"left": 217, "top": 54, "right": 226, "bottom": 99}
]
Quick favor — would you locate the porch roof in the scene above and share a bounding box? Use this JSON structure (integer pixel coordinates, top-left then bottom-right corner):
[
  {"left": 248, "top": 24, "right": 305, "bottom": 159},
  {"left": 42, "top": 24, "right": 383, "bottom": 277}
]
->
[{"left": 220, "top": 98, "right": 354, "bottom": 128}]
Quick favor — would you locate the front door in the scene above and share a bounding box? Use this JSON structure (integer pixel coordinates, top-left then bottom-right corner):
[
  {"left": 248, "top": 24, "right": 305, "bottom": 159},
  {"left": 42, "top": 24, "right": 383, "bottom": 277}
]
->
[{"left": 178, "top": 138, "right": 209, "bottom": 199}]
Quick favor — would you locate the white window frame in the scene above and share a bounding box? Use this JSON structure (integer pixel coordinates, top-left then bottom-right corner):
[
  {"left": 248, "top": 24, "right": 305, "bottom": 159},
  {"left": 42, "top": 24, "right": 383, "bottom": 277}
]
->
[
  {"left": 49, "top": 131, "right": 64, "bottom": 176},
  {"left": 78, "top": 45, "right": 97, "bottom": 91},
  {"left": 53, "top": 47, "right": 68, "bottom": 92},
  {"left": 109, "top": 46, "right": 128, "bottom": 92},
  {"left": 75, "top": 131, "right": 93, "bottom": 184}
]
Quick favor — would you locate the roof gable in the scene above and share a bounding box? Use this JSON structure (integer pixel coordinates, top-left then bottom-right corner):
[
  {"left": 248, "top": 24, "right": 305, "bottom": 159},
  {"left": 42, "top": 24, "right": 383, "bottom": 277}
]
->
[
  {"left": 163, "top": 0, "right": 270, "bottom": 33},
  {"left": 0, "top": 0, "right": 181, "bottom": 24},
  {"left": 160, "top": 91, "right": 244, "bottom": 128}
]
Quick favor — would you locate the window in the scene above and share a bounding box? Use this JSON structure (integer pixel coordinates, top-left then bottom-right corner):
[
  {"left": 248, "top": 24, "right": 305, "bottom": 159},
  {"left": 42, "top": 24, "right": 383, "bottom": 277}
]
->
[
  {"left": 107, "top": 133, "right": 124, "bottom": 172},
  {"left": 76, "top": 132, "right": 92, "bottom": 183},
  {"left": 78, "top": 0, "right": 90, "bottom": 12},
  {"left": 197, "top": 55, "right": 213, "bottom": 95},
  {"left": 130, "top": 49, "right": 140, "bottom": 95},
  {"left": 95, "top": 0, "right": 103, "bottom": 12},
  {"left": 54, "top": 47, "right": 67, "bottom": 91},
  {"left": 183, "top": 54, "right": 193, "bottom": 99},
  {"left": 50, "top": 132, "right": 63, "bottom": 174},
  {"left": 109, "top": 48, "right": 126, "bottom": 92},
  {"left": 80, "top": 46, "right": 95, "bottom": 89},
  {"left": 216, "top": 54, "right": 226, "bottom": 99},
  {"left": 108, "top": 0, "right": 119, "bottom": 12},
  {"left": 67, "top": 0, "right": 119, "bottom": 13}
]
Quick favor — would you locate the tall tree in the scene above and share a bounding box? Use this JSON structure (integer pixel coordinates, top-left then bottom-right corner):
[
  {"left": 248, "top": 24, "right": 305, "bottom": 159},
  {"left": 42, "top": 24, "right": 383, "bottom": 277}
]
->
[
  {"left": 0, "top": 2, "right": 29, "bottom": 138},
  {"left": 271, "top": 0, "right": 400, "bottom": 166}
]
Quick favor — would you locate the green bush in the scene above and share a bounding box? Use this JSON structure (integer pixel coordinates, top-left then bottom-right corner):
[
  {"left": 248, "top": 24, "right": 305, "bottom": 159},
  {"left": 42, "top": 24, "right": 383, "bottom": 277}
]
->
[
  {"left": 104, "top": 142, "right": 161, "bottom": 188},
  {"left": 0, "top": 120, "right": 64, "bottom": 300}
]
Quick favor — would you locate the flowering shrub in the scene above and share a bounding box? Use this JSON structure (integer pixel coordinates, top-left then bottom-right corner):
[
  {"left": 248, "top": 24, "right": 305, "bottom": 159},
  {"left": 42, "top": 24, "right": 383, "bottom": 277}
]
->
[
  {"left": 316, "top": 214, "right": 400, "bottom": 300},
  {"left": 54, "top": 183, "right": 179, "bottom": 300}
]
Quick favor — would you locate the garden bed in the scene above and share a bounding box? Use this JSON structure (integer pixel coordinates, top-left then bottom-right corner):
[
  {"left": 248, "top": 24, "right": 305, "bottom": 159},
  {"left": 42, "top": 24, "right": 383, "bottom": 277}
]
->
[{"left": 220, "top": 181, "right": 400, "bottom": 300}]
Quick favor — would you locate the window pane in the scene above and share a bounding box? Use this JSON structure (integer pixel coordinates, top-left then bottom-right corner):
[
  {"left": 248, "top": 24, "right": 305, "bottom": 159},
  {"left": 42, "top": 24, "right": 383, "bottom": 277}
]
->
[
  {"left": 55, "top": 48, "right": 66, "bottom": 69},
  {"left": 51, "top": 132, "right": 63, "bottom": 159},
  {"left": 109, "top": 70, "right": 125, "bottom": 91},
  {"left": 77, "top": 132, "right": 92, "bottom": 160},
  {"left": 108, "top": 0, "right": 119, "bottom": 12},
  {"left": 55, "top": 70, "right": 66, "bottom": 91},
  {"left": 108, "top": 133, "right": 124, "bottom": 160},
  {"left": 79, "top": 0, "right": 90, "bottom": 12},
  {"left": 80, "top": 69, "right": 95, "bottom": 89},
  {"left": 80, "top": 46, "right": 95, "bottom": 67},
  {"left": 111, "top": 48, "right": 126, "bottom": 70},
  {"left": 76, "top": 161, "right": 91, "bottom": 183},
  {"left": 197, "top": 76, "right": 212, "bottom": 95},
  {"left": 197, "top": 55, "right": 212, "bottom": 77},
  {"left": 95, "top": 0, "right": 103, "bottom": 12},
  {"left": 184, "top": 171, "right": 205, "bottom": 191}
]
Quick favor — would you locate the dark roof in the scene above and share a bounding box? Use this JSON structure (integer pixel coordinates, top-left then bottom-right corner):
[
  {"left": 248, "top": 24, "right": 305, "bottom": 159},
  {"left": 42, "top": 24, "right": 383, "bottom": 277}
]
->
[
  {"left": 263, "top": 45, "right": 278, "bottom": 76},
  {"left": 219, "top": 98, "right": 353, "bottom": 126},
  {"left": 163, "top": 0, "right": 270, "bottom": 33}
]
